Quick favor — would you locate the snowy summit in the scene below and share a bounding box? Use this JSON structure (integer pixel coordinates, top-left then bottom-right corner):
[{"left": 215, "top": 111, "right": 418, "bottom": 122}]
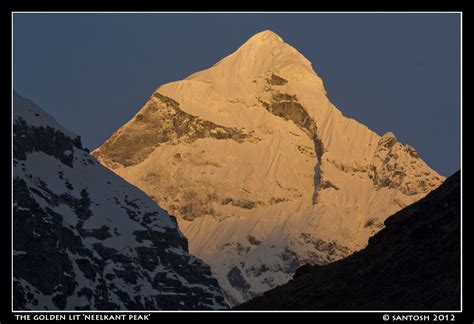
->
[{"left": 91, "top": 30, "right": 445, "bottom": 305}]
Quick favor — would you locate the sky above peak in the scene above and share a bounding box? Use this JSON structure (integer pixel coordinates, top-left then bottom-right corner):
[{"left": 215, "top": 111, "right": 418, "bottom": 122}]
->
[
  {"left": 247, "top": 30, "right": 283, "bottom": 41},
  {"left": 13, "top": 13, "right": 461, "bottom": 176}
]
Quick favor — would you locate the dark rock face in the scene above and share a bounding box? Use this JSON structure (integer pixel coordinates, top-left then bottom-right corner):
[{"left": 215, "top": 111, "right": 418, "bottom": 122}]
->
[
  {"left": 319, "top": 180, "right": 340, "bottom": 191},
  {"left": 267, "top": 74, "right": 288, "bottom": 86},
  {"left": 221, "top": 197, "right": 257, "bottom": 209},
  {"left": 13, "top": 92, "right": 227, "bottom": 310},
  {"left": 236, "top": 171, "right": 460, "bottom": 310},
  {"left": 227, "top": 267, "right": 251, "bottom": 293},
  {"left": 298, "top": 233, "right": 352, "bottom": 264},
  {"left": 93, "top": 92, "right": 249, "bottom": 169},
  {"left": 14, "top": 118, "right": 81, "bottom": 168},
  {"left": 247, "top": 235, "right": 261, "bottom": 246},
  {"left": 14, "top": 178, "right": 79, "bottom": 306}
]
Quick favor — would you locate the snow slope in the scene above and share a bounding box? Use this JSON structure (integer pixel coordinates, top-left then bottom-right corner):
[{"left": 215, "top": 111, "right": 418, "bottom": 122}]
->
[
  {"left": 93, "top": 30, "right": 444, "bottom": 305},
  {"left": 13, "top": 92, "right": 226, "bottom": 310}
]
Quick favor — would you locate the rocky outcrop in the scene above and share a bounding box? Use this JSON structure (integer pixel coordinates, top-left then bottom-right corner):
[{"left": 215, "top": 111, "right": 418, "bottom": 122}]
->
[
  {"left": 370, "top": 132, "right": 443, "bottom": 195},
  {"left": 14, "top": 117, "right": 82, "bottom": 168},
  {"left": 267, "top": 74, "right": 288, "bottom": 86},
  {"left": 93, "top": 92, "right": 249, "bottom": 169}
]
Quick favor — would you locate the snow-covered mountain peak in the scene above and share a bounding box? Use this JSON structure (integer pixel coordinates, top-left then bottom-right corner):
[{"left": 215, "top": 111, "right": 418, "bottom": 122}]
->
[
  {"left": 93, "top": 32, "right": 445, "bottom": 305},
  {"left": 183, "top": 30, "right": 317, "bottom": 88},
  {"left": 243, "top": 30, "right": 284, "bottom": 44}
]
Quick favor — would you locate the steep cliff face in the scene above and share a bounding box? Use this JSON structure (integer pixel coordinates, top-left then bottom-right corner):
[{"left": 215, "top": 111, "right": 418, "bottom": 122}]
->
[
  {"left": 93, "top": 30, "right": 444, "bottom": 305},
  {"left": 13, "top": 92, "right": 227, "bottom": 310},
  {"left": 237, "top": 171, "right": 460, "bottom": 310}
]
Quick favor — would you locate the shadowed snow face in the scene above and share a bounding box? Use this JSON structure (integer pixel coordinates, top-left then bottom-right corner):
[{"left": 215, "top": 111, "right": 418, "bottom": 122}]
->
[{"left": 13, "top": 92, "right": 227, "bottom": 310}]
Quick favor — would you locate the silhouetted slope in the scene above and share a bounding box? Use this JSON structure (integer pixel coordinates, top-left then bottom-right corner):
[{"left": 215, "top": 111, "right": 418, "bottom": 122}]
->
[{"left": 236, "top": 171, "right": 460, "bottom": 310}]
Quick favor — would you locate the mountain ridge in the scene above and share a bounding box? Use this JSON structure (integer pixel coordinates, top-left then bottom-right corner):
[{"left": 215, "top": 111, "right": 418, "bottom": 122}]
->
[{"left": 13, "top": 92, "right": 227, "bottom": 310}]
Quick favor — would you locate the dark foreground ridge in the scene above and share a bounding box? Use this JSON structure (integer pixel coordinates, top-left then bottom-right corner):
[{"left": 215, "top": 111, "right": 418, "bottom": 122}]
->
[{"left": 236, "top": 171, "right": 460, "bottom": 310}]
